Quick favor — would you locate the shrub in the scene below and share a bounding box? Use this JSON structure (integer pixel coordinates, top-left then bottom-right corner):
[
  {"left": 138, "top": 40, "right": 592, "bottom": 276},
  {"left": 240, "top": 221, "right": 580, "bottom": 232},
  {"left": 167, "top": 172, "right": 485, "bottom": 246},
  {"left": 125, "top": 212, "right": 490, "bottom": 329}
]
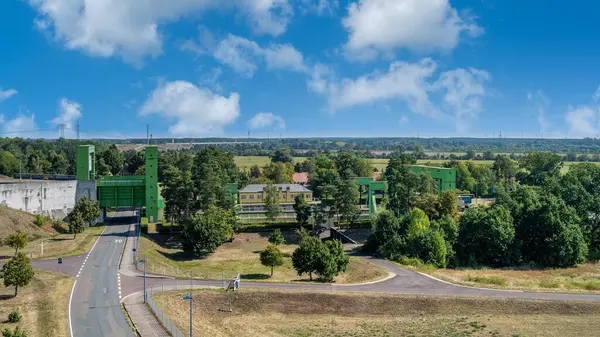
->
[
  {"left": 465, "top": 275, "right": 507, "bottom": 287},
  {"left": 397, "top": 256, "right": 424, "bottom": 267},
  {"left": 33, "top": 215, "right": 47, "bottom": 227},
  {"left": 140, "top": 223, "right": 148, "bottom": 234},
  {"left": 539, "top": 279, "right": 560, "bottom": 289},
  {"left": 268, "top": 228, "right": 285, "bottom": 246},
  {"left": 2, "top": 326, "right": 27, "bottom": 337},
  {"left": 7, "top": 311, "right": 21, "bottom": 323}
]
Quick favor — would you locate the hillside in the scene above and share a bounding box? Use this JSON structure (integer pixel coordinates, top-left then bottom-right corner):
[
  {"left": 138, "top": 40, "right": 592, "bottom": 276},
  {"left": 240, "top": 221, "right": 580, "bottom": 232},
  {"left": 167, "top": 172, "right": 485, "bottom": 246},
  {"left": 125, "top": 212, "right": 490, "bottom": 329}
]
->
[{"left": 0, "top": 206, "right": 57, "bottom": 242}]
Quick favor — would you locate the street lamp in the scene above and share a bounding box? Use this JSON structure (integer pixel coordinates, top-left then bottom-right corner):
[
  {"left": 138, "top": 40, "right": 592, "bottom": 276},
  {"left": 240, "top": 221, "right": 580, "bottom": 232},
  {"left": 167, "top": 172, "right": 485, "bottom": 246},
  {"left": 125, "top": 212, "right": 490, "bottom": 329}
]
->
[
  {"left": 139, "top": 259, "right": 146, "bottom": 303},
  {"left": 183, "top": 294, "right": 193, "bottom": 337}
]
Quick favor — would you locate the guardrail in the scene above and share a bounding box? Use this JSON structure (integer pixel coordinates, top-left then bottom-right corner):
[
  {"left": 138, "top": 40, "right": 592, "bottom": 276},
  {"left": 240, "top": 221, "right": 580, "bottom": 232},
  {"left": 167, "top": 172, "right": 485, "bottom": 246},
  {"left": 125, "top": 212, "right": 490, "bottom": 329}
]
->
[{"left": 330, "top": 227, "right": 357, "bottom": 244}]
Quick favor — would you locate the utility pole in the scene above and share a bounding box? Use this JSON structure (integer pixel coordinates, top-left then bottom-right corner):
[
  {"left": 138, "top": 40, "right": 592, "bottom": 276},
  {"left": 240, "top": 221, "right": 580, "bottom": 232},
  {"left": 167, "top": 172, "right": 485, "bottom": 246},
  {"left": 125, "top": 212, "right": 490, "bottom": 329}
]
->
[
  {"left": 146, "top": 125, "right": 149, "bottom": 145},
  {"left": 59, "top": 123, "right": 66, "bottom": 138}
]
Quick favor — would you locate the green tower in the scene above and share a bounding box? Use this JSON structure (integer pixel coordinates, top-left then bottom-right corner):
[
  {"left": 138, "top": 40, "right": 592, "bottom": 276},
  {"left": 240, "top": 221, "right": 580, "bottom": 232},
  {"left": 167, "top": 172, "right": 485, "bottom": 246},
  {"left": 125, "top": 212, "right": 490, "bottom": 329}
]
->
[
  {"left": 145, "top": 146, "right": 159, "bottom": 221},
  {"left": 76, "top": 145, "right": 95, "bottom": 180}
]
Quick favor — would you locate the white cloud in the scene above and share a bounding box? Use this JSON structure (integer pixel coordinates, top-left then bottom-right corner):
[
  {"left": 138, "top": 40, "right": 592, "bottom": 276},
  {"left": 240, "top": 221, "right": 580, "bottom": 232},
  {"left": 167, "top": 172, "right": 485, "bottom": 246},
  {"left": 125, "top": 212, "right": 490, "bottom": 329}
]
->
[
  {"left": 527, "top": 90, "right": 550, "bottom": 133},
  {"left": 1, "top": 114, "right": 38, "bottom": 137},
  {"left": 0, "top": 114, "right": 4, "bottom": 124},
  {"left": 309, "top": 58, "right": 490, "bottom": 132},
  {"left": 0, "top": 89, "right": 17, "bottom": 102},
  {"left": 399, "top": 115, "right": 409, "bottom": 124},
  {"left": 300, "top": 0, "right": 338, "bottom": 15},
  {"left": 433, "top": 68, "right": 491, "bottom": 132},
  {"left": 248, "top": 112, "right": 285, "bottom": 129},
  {"left": 565, "top": 106, "right": 600, "bottom": 137},
  {"left": 28, "top": 0, "right": 293, "bottom": 64},
  {"left": 187, "top": 33, "right": 309, "bottom": 77},
  {"left": 51, "top": 98, "right": 82, "bottom": 128},
  {"left": 593, "top": 85, "right": 600, "bottom": 102},
  {"left": 342, "top": 0, "right": 482, "bottom": 60},
  {"left": 140, "top": 80, "right": 240, "bottom": 136}
]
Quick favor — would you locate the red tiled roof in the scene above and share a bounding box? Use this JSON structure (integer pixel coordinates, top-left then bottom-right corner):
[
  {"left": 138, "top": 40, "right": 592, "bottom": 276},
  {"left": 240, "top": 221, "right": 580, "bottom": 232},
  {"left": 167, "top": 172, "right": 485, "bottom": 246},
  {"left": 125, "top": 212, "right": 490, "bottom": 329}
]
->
[{"left": 293, "top": 172, "right": 309, "bottom": 184}]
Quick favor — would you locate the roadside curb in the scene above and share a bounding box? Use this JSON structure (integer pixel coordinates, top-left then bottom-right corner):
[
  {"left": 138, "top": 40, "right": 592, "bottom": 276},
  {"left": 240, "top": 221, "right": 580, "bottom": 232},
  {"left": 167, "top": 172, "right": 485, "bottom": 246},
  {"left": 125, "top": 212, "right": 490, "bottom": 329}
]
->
[
  {"left": 415, "top": 270, "right": 525, "bottom": 293},
  {"left": 335, "top": 271, "right": 396, "bottom": 286}
]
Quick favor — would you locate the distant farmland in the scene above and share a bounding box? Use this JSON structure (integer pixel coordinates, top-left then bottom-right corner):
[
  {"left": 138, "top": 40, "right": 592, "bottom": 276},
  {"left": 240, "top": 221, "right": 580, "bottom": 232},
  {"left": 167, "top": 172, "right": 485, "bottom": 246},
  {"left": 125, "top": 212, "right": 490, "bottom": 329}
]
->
[{"left": 234, "top": 156, "right": 596, "bottom": 173}]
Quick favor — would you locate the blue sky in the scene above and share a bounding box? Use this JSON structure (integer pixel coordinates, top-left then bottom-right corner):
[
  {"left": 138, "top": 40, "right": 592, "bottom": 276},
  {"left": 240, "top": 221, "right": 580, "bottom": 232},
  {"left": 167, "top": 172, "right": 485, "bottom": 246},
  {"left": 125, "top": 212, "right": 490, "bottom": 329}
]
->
[{"left": 1, "top": 0, "right": 600, "bottom": 139}]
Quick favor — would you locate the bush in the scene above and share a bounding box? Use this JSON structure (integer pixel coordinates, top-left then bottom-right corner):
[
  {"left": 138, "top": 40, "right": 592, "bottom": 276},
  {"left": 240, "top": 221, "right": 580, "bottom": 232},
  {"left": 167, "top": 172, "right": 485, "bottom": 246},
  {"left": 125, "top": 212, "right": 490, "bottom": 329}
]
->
[
  {"left": 397, "top": 256, "right": 424, "bottom": 267},
  {"left": 33, "top": 215, "right": 48, "bottom": 227},
  {"left": 7, "top": 311, "right": 21, "bottom": 323},
  {"left": 2, "top": 326, "right": 27, "bottom": 337},
  {"left": 465, "top": 275, "right": 507, "bottom": 286},
  {"left": 140, "top": 223, "right": 148, "bottom": 234}
]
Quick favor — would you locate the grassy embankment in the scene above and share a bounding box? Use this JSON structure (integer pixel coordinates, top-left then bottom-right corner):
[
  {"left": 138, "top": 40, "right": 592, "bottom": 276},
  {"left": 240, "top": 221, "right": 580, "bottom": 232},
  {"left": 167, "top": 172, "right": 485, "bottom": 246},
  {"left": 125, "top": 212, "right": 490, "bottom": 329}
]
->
[
  {"left": 138, "top": 232, "right": 387, "bottom": 284},
  {"left": 0, "top": 270, "right": 73, "bottom": 337},
  {"left": 154, "top": 288, "right": 600, "bottom": 337},
  {"left": 233, "top": 156, "right": 595, "bottom": 173},
  {"left": 410, "top": 262, "right": 600, "bottom": 293},
  {"left": 0, "top": 205, "right": 106, "bottom": 260}
]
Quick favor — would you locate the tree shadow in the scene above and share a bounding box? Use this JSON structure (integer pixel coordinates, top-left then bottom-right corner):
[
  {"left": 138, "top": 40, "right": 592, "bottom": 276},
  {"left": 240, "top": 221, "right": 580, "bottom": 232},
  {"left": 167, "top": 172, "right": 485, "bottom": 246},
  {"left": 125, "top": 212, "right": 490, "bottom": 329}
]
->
[
  {"left": 157, "top": 249, "right": 200, "bottom": 262},
  {"left": 0, "top": 294, "right": 15, "bottom": 300},
  {"left": 241, "top": 273, "right": 270, "bottom": 280},
  {"left": 48, "top": 238, "right": 70, "bottom": 242}
]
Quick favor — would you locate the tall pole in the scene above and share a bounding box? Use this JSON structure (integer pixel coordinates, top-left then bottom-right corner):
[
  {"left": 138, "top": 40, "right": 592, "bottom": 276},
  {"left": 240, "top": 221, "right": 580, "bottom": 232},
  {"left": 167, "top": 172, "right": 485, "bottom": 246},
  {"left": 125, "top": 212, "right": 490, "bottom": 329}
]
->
[
  {"left": 189, "top": 295, "right": 193, "bottom": 337},
  {"left": 146, "top": 125, "right": 149, "bottom": 145}
]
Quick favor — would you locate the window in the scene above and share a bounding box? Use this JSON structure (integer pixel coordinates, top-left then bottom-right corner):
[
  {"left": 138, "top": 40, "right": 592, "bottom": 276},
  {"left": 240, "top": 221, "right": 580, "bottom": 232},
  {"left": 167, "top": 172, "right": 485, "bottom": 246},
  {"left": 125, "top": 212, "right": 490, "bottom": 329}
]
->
[
  {"left": 306, "top": 194, "right": 311, "bottom": 199},
  {"left": 290, "top": 193, "right": 294, "bottom": 199},
  {"left": 257, "top": 194, "right": 262, "bottom": 199},
  {"left": 250, "top": 195, "right": 254, "bottom": 200},
  {"left": 241, "top": 195, "right": 246, "bottom": 200}
]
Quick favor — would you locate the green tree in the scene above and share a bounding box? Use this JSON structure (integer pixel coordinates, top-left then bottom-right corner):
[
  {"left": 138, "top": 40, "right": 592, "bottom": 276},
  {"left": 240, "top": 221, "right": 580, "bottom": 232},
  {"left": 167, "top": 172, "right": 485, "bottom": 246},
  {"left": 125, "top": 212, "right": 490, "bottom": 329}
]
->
[
  {"left": 444, "top": 160, "right": 475, "bottom": 193},
  {"left": 0, "top": 150, "right": 19, "bottom": 176},
  {"left": 260, "top": 244, "right": 284, "bottom": 276},
  {"left": 517, "top": 194, "right": 587, "bottom": 267},
  {"left": 457, "top": 206, "right": 516, "bottom": 267},
  {"left": 48, "top": 150, "right": 69, "bottom": 175},
  {"left": 1, "top": 253, "right": 35, "bottom": 297},
  {"left": 102, "top": 144, "right": 124, "bottom": 175},
  {"left": 181, "top": 206, "right": 236, "bottom": 258},
  {"left": 71, "top": 197, "right": 100, "bottom": 227},
  {"left": 293, "top": 194, "right": 312, "bottom": 226},
  {"left": 334, "top": 178, "right": 360, "bottom": 222},
  {"left": 249, "top": 165, "right": 261, "bottom": 178},
  {"left": 25, "top": 150, "right": 50, "bottom": 174},
  {"left": 319, "top": 239, "right": 349, "bottom": 280},
  {"left": 492, "top": 155, "right": 518, "bottom": 188},
  {"left": 385, "top": 153, "right": 419, "bottom": 216},
  {"left": 262, "top": 162, "right": 294, "bottom": 183},
  {"left": 124, "top": 150, "right": 145, "bottom": 175},
  {"left": 413, "top": 193, "right": 440, "bottom": 221},
  {"left": 67, "top": 211, "right": 85, "bottom": 239},
  {"left": 96, "top": 157, "right": 112, "bottom": 177},
  {"left": 268, "top": 228, "right": 285, "bottom": 245},
  {"left": 264, "top": 183, "right": 281, "bottom": 221},
  {"left": 291, "top": 235, "right": 324, "bottom": 281},
  {"left": 161, "top": 165, "right": 194, "bottom": 225},
  {"left": 438, "top": 190, "right": 458, "bottom": 219},
  {"left": 518, "top": 152, "right": 563, "bottom": 186},
  {"left": 334, "top": 150, "right": 373, "bottom": 179},
  {"left": 270, "top": 148, "right": 294, "bottom": 164},
  {"left": 365, "top": 210, "right": 401, "bottom": 252},
  {"left": 5, "top": 232, "right": 27, "bottom": 255},
  {"left": 192, "top": 147, "right": 240, "bottom": 212}
]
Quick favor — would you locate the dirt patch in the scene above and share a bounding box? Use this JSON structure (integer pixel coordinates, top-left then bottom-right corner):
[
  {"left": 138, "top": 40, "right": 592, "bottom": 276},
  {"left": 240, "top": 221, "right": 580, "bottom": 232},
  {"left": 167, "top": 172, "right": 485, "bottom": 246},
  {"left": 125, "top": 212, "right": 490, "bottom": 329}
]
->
[
  {"left": 154, "top": 289, "right": 600, "bottom": 337},
  {"left": 0, "top": 206, "right": 57, "bottom": 243},
  {"left": 0, "top": 269, "right": 73, "bottom": 337}
]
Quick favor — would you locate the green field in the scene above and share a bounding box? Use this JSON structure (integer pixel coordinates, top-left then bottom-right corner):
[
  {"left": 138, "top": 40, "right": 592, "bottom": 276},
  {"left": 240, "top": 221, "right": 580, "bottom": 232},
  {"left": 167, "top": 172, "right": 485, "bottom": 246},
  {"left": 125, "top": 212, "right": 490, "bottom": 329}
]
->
[{"left": 234, "top": 156, "right": 597, "bottom": 173}]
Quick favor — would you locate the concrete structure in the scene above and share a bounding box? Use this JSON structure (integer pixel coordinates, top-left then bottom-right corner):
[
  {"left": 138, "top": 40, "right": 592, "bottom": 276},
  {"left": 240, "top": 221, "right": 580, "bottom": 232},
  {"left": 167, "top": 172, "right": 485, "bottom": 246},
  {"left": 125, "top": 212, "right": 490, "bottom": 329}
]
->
[{"left": 0, "top": 179, "right": 97, "bottom": 220}]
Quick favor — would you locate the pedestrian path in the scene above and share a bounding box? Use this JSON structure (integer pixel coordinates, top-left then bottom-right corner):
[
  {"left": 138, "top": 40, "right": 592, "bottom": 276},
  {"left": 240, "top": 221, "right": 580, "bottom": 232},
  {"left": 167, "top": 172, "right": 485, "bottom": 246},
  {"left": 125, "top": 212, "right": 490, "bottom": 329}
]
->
[{"left": 122, "top": 292, "right": 171, "bottom": 337}]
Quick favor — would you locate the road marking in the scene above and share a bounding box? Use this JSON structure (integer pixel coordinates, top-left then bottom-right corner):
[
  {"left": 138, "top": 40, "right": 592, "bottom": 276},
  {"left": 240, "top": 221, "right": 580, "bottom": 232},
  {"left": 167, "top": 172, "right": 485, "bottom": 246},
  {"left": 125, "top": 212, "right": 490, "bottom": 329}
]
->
[{"left": 68, "top": 209, "right": 113, "bottom": 337}]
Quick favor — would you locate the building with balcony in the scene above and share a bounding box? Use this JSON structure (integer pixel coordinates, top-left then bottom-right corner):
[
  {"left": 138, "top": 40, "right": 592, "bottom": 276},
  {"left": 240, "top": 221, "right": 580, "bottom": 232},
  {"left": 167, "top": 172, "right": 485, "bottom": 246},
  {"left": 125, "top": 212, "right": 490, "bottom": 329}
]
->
[{"left": 237, "top": 184, "right": 314, "bottom": 222}]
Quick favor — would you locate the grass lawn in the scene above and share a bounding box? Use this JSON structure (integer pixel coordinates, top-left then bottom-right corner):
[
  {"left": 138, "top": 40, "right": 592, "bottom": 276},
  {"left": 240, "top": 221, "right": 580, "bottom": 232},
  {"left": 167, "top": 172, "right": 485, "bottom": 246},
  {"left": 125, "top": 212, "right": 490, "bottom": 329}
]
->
[
  {"left": 138, "top": 232, "right": 388, "bottom": 284},
  {"left": 0, "top": 269, "right": 73, "bottom": 337},
  {"left": 0, "top": 225, "right": 105, "bottom": 260},
  {"left": 411, "top": 262, "right": 600, "bottom": 293},
  {"left": 153, "top": 289, "right": 600, "bottom": 337}
]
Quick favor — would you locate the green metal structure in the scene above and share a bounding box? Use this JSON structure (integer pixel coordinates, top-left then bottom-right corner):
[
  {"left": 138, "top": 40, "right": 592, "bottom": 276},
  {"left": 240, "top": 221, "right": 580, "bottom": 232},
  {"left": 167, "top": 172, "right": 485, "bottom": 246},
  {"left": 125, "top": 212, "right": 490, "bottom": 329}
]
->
[
  {"left": 76, "top": 145, "right": 161, "bottom": 221},
  {"left": 76, "top": 145, "right": 95, "bottom": 180},
  {"left": 354, "top": 165, "right": 456, "bottom": 217}
]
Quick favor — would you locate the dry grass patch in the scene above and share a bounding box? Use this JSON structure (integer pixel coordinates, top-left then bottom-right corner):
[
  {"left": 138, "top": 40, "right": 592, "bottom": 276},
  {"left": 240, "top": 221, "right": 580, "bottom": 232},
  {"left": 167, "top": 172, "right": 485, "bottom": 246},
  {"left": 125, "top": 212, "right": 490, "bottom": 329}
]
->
[
  {"left": 154, "top": 289, "right": 600, "bottom": 337},
  {"left": 139, "top": 232, "right": 388, "bottom": 284},
  {"left": 418, "top": 262, "right": 600, "bottom": 293},
  {"left": 0, "top": 269, "right": 73, "bottom": 337},
  {"left": 0, "top": 206, "right": 58, "bottom": 243},
  {"left": 0, "top": 225, "right": 105, "bottom": 260}
]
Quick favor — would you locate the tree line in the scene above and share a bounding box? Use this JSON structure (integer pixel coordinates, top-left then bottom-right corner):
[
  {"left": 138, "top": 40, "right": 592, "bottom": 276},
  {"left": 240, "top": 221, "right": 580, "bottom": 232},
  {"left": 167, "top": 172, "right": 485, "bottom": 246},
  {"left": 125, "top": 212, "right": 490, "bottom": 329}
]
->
[{"left": 367, "top": 151, "right": 600, "bottom": 269}]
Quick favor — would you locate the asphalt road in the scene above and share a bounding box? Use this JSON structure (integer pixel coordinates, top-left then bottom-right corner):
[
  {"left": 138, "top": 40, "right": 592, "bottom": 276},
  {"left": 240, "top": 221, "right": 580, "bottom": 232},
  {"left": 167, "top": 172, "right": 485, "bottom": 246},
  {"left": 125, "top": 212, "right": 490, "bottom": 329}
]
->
[{"left": 69, "top": 209, "right": 135, "bottom": 337}]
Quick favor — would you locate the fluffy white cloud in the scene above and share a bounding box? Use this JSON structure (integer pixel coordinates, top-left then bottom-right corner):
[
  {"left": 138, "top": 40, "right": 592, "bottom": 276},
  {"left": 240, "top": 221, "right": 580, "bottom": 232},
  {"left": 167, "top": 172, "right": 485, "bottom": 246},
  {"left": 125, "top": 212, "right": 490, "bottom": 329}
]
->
[
  {"left": 51, "top": 98, "right": 82, "bottom": 128},
  {"left": 248, "top": 112, "right": 285, "bottom": 129},
  {"left": 140, "top": 80, "right": 240, "bottom": 136},
  {"left": 342, "top": 0, "right": 482, "bottom": 60},
  {"left": 188, "top": 33, "right": 308, "bottom": 77},
  {"left": 1, "top": 114, "right": 38, "bottom": 136},
  {"left": 300, "top": 0, "right": 338, "bottom": 15},
  {"left": 309, "top": 58, "right": 490, "bottom": 131},
  {"left": 28, "top": 0, "right": 292, "bottom": 64},
  {"left": 0, "top": 89, "right": 17, "bottom": 102},
  {"left": 527, "top": 90, "right": 550, "bottom": 133},
  {"left": 565, "top": 106, "right": 600, "bottom": 137},
  {"left": 433, "top": 68, "right": 491, "bottom": 131}
]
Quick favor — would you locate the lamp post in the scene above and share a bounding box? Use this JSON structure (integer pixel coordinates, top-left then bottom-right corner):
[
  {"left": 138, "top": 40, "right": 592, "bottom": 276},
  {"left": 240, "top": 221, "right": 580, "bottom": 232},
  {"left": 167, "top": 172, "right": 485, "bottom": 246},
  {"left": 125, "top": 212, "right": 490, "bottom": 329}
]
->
[
  {"left": 139, "top": 259, "right": 146, "bottom": 303},
  {"left": 183, "top": 294, "right": 193, "bottom": 337}
]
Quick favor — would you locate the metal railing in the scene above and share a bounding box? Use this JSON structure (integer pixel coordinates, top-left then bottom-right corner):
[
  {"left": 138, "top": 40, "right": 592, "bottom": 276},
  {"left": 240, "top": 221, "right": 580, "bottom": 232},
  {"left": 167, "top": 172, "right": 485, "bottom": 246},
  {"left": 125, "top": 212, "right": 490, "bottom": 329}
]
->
[{"left": 146, "top": 288, "right": 186, "bottom": 337}]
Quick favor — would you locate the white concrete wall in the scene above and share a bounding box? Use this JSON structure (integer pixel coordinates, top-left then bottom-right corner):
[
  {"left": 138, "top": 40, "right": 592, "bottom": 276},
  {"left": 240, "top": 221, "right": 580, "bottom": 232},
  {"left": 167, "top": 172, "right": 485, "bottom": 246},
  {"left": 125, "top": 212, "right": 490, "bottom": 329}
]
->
[{"left": 0, "top": 180, "right": 97, "bottom": 220}]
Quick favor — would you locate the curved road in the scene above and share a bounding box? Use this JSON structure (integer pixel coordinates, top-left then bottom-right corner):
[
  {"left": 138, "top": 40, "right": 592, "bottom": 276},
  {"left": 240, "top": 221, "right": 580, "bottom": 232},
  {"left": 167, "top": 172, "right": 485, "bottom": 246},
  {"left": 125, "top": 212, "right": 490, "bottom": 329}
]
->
[{"left": 31, "top": 209, "right": 600, "bottom": 336}]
